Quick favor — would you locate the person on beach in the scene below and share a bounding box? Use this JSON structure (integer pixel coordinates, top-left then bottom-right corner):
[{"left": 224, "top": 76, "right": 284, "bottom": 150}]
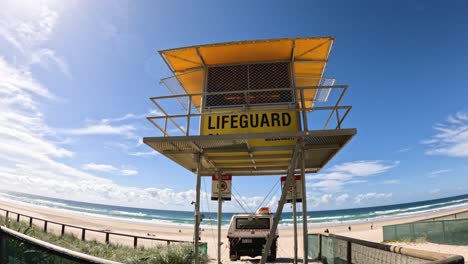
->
[
  {"left": 324, "top": 228, "right": 329, "bottom": 233},
  {"left": 348, "top": 226, "right": 351, "bottom": 231},
  {"left": 371, "top": 224, "right": 373, "bottom": 230}
]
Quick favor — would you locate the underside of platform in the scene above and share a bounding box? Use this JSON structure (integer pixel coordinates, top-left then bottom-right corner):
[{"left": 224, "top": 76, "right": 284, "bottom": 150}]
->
[{"left": 143, "top": 129, "right": 356, "bottom": 176}]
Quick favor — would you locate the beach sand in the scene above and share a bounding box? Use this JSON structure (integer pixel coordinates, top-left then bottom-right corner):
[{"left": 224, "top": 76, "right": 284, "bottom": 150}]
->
[{"left": 1, "top": 199, "right": 467, "bottom": 263}]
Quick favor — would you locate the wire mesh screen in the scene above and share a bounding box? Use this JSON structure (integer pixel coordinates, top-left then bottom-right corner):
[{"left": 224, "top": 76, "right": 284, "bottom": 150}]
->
[
  {"left": 205, "top": 62, "right": 293, "bottom": 107},
  {"left": 321, "top": 236, "right": 348, "bottom": 264},
  {"left": 307, "top": 234, "right": 320, "bottom": 260},
  {"left": 351, "top": 244, "right": 428, "bottom": 264},
  {"left": 383, "top": 219, "right": 468, "bottom": 245}
]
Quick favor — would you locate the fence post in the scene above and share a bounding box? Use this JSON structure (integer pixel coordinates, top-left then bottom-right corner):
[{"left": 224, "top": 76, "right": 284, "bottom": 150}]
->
[
  {"left": 16, "top": 214, "right": 20, "bottom": 222},
  {"left": 318, "top": 234, "right": 322, "bottom": 260},
  {"left": 44, "top": 221, "right": 48, "bottom": 233},
  {"left": 347, "top": 241, "right": 352, "bottom": 264},
  {"left": 29, "top": 217, "right": 33, "bottom": 226},
  {"left": 81, "top": 229, "right": 86, "bottom": 241},
  {"left": 61, "top": 225, "right": 65, "bottom": 236},
  {"left": 105, "top": 233, "right": 110, "bottom": 244},
  {"left": 442, "top": 221, "right": 446, "bottom": 243},
  {"left": 5, "top": 211, "right": 8, "bottom": 222},
  {"left": 134, "top": 237, "right": 138, "bottom": 248},
  {"left": 167, "top": 241, "right": 170, "bottom": 246}
]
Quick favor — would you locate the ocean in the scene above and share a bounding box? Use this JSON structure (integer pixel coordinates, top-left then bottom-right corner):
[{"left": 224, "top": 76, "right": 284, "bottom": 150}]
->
[{"left": 1, "top": 191, "right": 467, "bottom": 227}]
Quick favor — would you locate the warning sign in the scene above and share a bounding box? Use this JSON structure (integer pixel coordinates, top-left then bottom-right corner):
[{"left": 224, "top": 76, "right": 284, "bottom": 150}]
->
[
  {"left": 280, "top": 175, "right": 303, "bottom": 203},
  {"left": 211, "top": 174, "right": 232, "bottom": 201}
]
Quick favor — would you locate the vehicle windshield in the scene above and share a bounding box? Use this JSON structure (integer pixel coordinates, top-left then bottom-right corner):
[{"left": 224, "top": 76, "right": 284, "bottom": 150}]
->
[{"left": 236, "top": 217, "right": 270, "bottom": 229}]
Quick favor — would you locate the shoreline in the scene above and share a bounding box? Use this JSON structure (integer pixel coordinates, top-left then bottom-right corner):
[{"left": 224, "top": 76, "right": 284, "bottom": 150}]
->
[
  {"left": 2, "top": 198, "right": 468, "bottom": 262},
  {"left": 2, "top": 196, "right": 468, "bottom": 230}
]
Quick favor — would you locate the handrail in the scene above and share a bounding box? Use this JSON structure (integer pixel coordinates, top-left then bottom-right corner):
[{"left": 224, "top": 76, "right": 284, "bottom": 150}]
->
[
  {"left": 308, "top": 233, "right": 464, "bottom": 264},
  {"left": 147, "top": 85, "right": 351, "bottom": 137},
  {"left": 0, "top": 207, "right": 189, "bottom": 248},
  {"left": 0, "top": 226, "right": 121, "bottom": 264}
]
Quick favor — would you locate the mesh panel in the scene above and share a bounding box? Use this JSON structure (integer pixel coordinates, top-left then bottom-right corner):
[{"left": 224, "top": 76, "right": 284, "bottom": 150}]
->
[
  {"left": 321, "top": 236, "right": 348, "bottom": 264},
  {"left": 384, "top": 218, "right": 468, "bottom": 245},
  {"left": 205, "top": 62, "right": 293, "bottom": 107},
  {"left": 351, "top": 244, "right": 427, "bottom": 264},
  {"left": 307, "top": 234, "right": 320, "bottom": 260}
]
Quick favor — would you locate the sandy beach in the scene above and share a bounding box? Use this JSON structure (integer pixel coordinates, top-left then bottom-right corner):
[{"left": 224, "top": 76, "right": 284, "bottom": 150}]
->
[{"left": 1, "top": 199, "right": 468, "bottom": 263}]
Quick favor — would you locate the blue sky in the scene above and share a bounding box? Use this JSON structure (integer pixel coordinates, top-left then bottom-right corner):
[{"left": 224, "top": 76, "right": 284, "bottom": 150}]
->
[{"left": 0, "top": 0, "right": 467, "bottom": 211}]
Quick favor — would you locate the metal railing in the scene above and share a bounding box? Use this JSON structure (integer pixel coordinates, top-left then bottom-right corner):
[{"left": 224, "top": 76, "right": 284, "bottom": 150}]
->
[
  {"left": 0, "top": 207, "right": 189, "bottom": 249},
  {"left": 147, "top": 85, "right": 352, "bottom": 137},
  {"left": 308, "top": 233, "right": 464, "bottom": 264},
  {"left": 0, "top": 226, "right": 120, "bottom": 264}
]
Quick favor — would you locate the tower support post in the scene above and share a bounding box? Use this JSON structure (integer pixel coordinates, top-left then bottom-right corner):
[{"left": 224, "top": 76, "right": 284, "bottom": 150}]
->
[
  {"left": 301, "top": 150, "right": 309, "bottom": 263},
  {"left": 260, "top": 142, "right": 302, "bottom": 264},
  {"left": 194, "top": 155, "right": 202, "bottom": 264},
  {"left": 217, "top": 171, "right": 222, "bottom": 264}
]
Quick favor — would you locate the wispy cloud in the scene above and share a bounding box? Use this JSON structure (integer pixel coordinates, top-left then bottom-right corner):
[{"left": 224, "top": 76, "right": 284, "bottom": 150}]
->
[
  {"left": 354, "top": 192, "right": 392, "bottom": 204},
  {"left": 82, "top": 163, "right": 138, "bottom": 176},
  {"left": 395, "top": 147, "right": 412, "bottom": 153},
  {"left": 428, "top": 169, "right": 452, "bottom": 178},
  {"left": 423, "top": 111, "right": 468, "bottom": 157},
  {"left": 30, "top": 49, "right": 71, "bottom": 78},
  {"left": 307, "top": 160, "right": 399, "bottom": 192},
  {"left": 429, "top": 188, "right": 440, "bottom": 195},
  {"left": 59, "top": 124, "right": 136, "bottom": 137},
  {"left": 383, "top": 179, "right": 400, "bottom": 184},
  {"left": 128, "top": 151, "right": 159, "bottom": 157}
]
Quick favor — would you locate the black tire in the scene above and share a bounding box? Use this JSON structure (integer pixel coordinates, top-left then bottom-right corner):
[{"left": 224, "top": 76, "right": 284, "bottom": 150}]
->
[
  {"left": 267, "top": 254, "right": 276, "bottom": 262},
  {"left": 229, "top": 252, "right": 239, "bottom": 261}
]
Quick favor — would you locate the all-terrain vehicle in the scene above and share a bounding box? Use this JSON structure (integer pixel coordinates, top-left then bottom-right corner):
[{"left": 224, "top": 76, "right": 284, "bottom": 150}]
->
[{"left": 227, "top": 207, "right": 278, "bottom": 262}]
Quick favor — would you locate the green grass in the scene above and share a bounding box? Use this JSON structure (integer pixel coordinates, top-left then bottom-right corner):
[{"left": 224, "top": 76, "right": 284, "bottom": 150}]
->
[{"left": 1, "top": 216, "right": 207, "bottom": 264}]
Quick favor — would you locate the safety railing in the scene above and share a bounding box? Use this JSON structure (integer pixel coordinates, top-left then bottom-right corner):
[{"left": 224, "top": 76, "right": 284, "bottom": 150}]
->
[
  {"left": 0, "top": 207, "right": 189, "bottom": 249},
  {"left": 0, "top": 226, "right": 120, "bottom": 264},
  {"left": 147, "top": 85, "right": 352, "bottom": 137},
  {"left": 308, "top": 233, "right": 464, "bottom": 264}
]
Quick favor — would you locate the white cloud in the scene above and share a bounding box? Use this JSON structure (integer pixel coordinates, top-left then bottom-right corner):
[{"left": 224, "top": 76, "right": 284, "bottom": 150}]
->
[
  {"left": 423, "top": 111, "right": 468, "bottom": 157},
  {"left": 354, "top": 192, "right": 392, "bottom": 204},
  {"left": 383, "top": 179, "right": 400, "bottom": 184},
  {"left": 59, "top": 124, "right": 136, "bottom": 137},
  {"left": 428, "top": 169, "right": 452, "bottom": 178},
  {"left": 335, "top": 194, "right": 349, "bottom": 203},
  {"left": 395, "top": 147, "right": 412, "bottom": 153},
  {"left": 307, "top": 160, "right": 398, "bottom": 193},
  {"left": 429, "top": 188, "right": 440, "bottom": 195},
  {"left": 82, "top": 163, "right": 138, "bottom": 176},
  {"left": 30, "top": 49, "right": 71, "bottom": 78},
  {"left": 128, "top": 151, "right": 158, "bottom": 157}
]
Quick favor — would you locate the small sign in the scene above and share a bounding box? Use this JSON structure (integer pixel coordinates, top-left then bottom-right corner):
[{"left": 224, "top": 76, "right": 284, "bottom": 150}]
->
[
  {"left": 280, "top": 175, "right": 303, "bottom": 203},
  {"left": 211, "top": 174, "right": 232, "bottom": 201}
]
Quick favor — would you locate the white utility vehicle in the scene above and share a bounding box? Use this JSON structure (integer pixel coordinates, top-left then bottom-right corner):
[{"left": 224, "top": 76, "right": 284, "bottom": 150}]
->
[{"left": 227, "top": 207, "right": 278, "bottom": 261}]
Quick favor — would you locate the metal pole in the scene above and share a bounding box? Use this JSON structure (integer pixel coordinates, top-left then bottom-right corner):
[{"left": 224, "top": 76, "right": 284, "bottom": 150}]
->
[
  {"left": 194, "top": 155, "right": 202, "bottom": 264},
  {"left": 261, "top": 142, "right": 301, "bottom": 264},
  {"left": 301, "top": 150, "right": 309, "bottom": 264},
  {"left": 217, "top": 171, "right": 222, "bottom": 264},
  {"left": 293, "top": 189, "right": 298, "bottom": 264}
]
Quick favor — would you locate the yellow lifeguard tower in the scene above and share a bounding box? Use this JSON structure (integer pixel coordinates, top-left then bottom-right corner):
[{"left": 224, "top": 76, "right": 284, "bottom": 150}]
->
[{"left": 144, "top": 37, "right": 356, "bottom": 263}]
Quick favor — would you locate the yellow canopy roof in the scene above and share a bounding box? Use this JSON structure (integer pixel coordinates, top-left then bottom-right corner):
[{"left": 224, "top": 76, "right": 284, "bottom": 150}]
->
[{"left": 159, "top": 37, "right": 334, "bottom": 107}]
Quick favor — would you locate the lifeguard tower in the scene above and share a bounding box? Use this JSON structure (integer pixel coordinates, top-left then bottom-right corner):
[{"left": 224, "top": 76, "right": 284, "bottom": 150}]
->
[{"left": 144, "top": 37, "right": 356, "bottom": 263}]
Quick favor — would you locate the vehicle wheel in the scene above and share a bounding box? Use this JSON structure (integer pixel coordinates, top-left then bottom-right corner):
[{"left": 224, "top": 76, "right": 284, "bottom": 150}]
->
[
  {"left": 267, "top": 254, "right": 276, "bottom": 262},
  {"left": 230, "top": 252, "right": 239, "bottom": 261}
]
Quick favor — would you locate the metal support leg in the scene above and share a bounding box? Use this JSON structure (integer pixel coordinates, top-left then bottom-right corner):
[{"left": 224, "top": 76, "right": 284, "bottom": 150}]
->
[
  {"left": 301, "top": 151, "right": 309, "bottom": 263},
  {"left": 293, "top": 195, "right": 298, "bottom": 264},
  {"left": 261, "top": 142, "right": 302, "bottom": 264},
  {"left": 194, "top": 155, "right": 202, "bottom": 264},
  {"left": 217, "top": 171, "right": 222, "bottom": 264}
]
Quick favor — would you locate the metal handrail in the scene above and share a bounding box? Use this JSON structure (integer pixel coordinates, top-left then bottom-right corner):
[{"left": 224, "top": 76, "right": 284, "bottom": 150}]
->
[
  {"left": 0, "top": 207, "right": 189, "bottom": 248},
  {"left": 147, "top": 85, "right": 351, "bottom": 137},
  {"left": 0, "top": 226, "right": 121, "bottom": 264},
  {"left": 309, "top": 233, "right": 464, "bottom": 264}
]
